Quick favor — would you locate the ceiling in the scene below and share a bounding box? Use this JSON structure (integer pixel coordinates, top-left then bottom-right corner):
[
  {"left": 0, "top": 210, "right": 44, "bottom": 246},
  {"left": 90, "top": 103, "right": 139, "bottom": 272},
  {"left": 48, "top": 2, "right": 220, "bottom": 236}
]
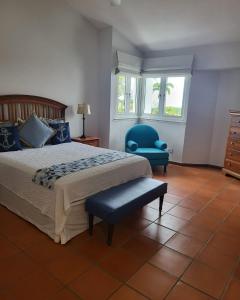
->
[{"left": 66, "top": 0, "right": 240, "bottom": 53}]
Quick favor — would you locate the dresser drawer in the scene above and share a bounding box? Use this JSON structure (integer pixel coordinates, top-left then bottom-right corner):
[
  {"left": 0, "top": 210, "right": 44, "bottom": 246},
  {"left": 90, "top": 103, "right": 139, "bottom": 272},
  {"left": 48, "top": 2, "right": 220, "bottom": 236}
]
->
[
  {"left": 226, "top": 149, "right": 240, "bottom": 162},
  {"left": 231, "top": 116, "right": 240, "bottom": 128},
  {"left": 229, "top": 127, "right": 240, "bottom": 140},
  {"left": 224, "top": 159, "right": 240, "bottom": 174},
  {"left": 228, "top": 139, "right": 240, "bottom": 151}
]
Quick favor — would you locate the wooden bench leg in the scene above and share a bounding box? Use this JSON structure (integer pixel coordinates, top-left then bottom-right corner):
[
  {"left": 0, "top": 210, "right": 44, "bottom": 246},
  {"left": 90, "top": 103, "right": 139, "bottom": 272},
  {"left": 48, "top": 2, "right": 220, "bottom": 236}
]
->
[
  {"left": 107, "top": 224, "right": 114, "bottom": 246},
  {"left": 159, "top": 195, "right": 164, "bottom": 213},
  {"left": 88, "top": 214, "right": 94, "bottom": 236}
]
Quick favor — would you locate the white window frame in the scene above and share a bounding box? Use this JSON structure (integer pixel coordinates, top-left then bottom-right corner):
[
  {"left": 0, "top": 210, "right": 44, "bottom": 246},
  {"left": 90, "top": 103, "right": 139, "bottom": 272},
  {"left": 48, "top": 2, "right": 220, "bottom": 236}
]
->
[
  {"left": 114, "top": 72, "right": 140, "bottom": 119},
  {"left": 141, "top": 73, "right": 191, "bottom": 123}
]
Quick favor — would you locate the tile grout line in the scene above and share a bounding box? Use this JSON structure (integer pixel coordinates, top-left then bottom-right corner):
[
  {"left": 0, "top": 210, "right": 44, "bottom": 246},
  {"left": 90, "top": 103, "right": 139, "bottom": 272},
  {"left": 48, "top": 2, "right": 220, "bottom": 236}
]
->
[
  {"left": 220, "top": 257, "right": 240, "bottom": 300},
  {"left": 161, "top": 180, "right": 240, "bottom": 300},
  {"left": 0, "top": 169, "right": 238, "bottom": 300}
]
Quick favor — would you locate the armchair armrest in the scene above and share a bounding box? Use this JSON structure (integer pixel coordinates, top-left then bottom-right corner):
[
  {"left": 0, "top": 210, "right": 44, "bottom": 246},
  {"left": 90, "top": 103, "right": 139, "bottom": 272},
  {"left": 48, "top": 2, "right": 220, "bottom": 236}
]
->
[
  {"left": 154, "top": 139, "right": 167, "bottom": 150},
  {"left": 127, "top": 140, "right": 138, "bottom": 151}
]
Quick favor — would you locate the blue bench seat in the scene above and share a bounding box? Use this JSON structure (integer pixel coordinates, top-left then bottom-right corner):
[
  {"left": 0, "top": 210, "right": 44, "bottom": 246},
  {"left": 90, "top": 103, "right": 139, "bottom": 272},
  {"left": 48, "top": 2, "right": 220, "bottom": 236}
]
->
[{"left": 85, "top": 177, "right": 167, "bottom": 245}]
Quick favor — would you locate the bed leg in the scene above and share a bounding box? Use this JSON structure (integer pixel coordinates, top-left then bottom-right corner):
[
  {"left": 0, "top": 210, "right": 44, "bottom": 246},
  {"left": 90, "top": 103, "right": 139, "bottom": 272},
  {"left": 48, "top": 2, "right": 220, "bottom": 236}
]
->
[
  {"left": 89, "top": 214, "right": 94, "bottom": 236},
  {"left": 107, "top": 224, "right": 114, "bottom": 246},
  {"left": 159, "top": 195, "right": 164, "bottom": 213}
]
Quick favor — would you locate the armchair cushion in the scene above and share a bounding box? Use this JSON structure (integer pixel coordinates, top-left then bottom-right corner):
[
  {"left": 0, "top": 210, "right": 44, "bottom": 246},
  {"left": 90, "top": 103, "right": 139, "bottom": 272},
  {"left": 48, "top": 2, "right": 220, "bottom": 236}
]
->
[
  {"left": 134, "top": 148, "right": 169, "bottom": 160},
  {"left": 154, "top": 139, "right": 167, "bottom": 150},
  {"left": 127, "top": 140, "right": 138, "bottom": 152}
]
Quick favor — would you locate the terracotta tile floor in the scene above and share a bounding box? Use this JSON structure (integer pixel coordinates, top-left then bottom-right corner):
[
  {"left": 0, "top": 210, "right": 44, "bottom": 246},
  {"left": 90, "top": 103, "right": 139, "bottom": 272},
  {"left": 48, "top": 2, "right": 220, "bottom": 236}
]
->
[{"left": 0, "top": 164, "right": 240, "bottom": 300}]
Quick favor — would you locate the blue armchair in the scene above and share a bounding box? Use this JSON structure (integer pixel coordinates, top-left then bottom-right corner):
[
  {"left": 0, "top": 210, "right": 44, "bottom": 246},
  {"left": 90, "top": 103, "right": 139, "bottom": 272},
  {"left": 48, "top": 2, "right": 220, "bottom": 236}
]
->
[{"left": 125, "top": 124, "right": 169, "bottom": 172}]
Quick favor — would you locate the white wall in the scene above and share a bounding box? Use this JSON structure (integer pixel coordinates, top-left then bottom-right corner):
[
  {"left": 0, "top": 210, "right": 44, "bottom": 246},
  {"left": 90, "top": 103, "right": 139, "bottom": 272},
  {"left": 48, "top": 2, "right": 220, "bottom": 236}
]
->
[
  {"left": 183, "top": 69, "right": 240, "bottom": 167},
  {"left": 99, "top": 27, "right": 113, "bottom": 147},
  {"left": 143, "top": 42, "right": 240, "bottom": 166},
  {"left": 210, "top": 69, "right": 240, "bottom": 166},
  {"left": 112, "top": 29, "right": 143, "bottom": 57},
  {"left": 144, "top": 41, "right": 240, "bottom": 71},
  {"left": 110, "top": 117, "right": 138, "bottom": 151},
  {"left": 182, "top": 71, "right": 219, "bottom": 164},
  {"left": 0, "top": 0, "right": 100, "bottom": 137},
  {"left": 109, "top": 30, "right": 141, "bottom": 150}
]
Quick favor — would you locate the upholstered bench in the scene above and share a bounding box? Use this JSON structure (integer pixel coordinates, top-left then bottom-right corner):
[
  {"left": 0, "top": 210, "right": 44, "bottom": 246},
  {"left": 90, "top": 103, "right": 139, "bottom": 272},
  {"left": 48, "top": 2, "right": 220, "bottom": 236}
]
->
[{"left": 85, "top": 177, "right": 167, "bottom": 245}]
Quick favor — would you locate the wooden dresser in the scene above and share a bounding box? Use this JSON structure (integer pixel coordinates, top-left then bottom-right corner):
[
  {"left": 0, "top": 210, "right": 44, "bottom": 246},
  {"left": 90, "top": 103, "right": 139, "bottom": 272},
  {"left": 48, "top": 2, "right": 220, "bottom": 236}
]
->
[{"left": 223, "top": 111, "right": 240, "bottom": 179}]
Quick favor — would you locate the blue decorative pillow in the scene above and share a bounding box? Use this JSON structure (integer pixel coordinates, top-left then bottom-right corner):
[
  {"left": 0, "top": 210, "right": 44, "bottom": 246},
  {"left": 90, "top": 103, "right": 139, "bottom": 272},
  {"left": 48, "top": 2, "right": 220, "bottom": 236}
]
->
[
  {"left": 50, "top": 122, "right": 71, "bottom": 145},
  {"left": 154, "top": 140, "right": 167, "bottom": 150},
  {"left": 47, "top": 119, "right": 65, "bottom": 125},
  {"left": 0, "top": 125, "right": 22, "bottom": 152},
  {"left": 127, "top": 140, "right": 138, "bottom": 151},
  {"left": 19, "top": 114, "right": 55, "bottom": 148},
  {"left": 40, "top": 118, "right": 64, "bottom": 126}
]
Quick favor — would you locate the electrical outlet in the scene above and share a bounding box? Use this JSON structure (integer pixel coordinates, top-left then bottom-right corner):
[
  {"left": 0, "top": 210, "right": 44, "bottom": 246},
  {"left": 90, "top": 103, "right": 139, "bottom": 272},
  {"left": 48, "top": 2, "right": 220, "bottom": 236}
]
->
[{"left": 168, "top": 148, "right": 173, "bottom": 154}]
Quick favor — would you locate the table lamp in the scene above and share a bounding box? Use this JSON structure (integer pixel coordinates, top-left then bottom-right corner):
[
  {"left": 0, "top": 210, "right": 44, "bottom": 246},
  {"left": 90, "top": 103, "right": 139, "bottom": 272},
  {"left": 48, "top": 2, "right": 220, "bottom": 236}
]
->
[{"left": 77, "top": 103, "right": 91, "bottom": 138}]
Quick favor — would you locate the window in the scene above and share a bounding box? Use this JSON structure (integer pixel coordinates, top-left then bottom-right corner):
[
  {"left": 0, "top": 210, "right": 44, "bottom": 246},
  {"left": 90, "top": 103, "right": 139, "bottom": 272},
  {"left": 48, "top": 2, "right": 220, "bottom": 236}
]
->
[
  {"left": 116, "top": 75, "right": 126, "bottom": 113},
  {"left": 144, "top": 77, "right": 161, "bottom": 115},
  {"left": 164, "top": 76, "right": 185, "bottom": 117},
  {"left": 142, "top": 74, "right": 190, "bottom": 121},
  {"left": 115, "top": 72, "right": 191, "bottom": 122},
  {"left": 116, "top": 74, "right": 138, "bottom": 116},
  {"left": 129, "top": 77, "right": 137, "bottom": 113}
]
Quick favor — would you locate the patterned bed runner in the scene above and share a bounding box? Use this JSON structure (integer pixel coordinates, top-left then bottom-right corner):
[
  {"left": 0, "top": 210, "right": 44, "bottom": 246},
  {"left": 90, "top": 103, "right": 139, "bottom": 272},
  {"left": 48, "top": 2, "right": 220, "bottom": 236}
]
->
[{"left": 32, "top": 151, "right": 133, "bottom": 190}]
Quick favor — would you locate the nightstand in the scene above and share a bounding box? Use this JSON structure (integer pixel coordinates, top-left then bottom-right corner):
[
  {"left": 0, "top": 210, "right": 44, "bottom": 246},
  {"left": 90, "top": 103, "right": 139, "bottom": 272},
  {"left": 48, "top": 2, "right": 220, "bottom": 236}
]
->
[{"left": 72, "top": 136, "right": 100, "bottom": 147}]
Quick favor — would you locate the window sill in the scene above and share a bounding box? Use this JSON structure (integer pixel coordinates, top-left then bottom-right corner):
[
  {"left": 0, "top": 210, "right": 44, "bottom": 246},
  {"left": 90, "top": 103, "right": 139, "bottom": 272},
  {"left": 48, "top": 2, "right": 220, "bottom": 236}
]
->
[
  {"left": 140, "top": 115, "right": 186, "bottom": 124},
  {"left": 113, "top": 115, "right": 139, "bottom": 121}
]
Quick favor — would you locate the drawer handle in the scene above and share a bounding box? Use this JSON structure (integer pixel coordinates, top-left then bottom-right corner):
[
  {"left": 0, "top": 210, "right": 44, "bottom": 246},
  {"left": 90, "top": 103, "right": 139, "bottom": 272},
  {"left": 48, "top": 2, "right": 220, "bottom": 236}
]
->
[{"left": 231, "top": 142, "right": 234, "bottom": 145}]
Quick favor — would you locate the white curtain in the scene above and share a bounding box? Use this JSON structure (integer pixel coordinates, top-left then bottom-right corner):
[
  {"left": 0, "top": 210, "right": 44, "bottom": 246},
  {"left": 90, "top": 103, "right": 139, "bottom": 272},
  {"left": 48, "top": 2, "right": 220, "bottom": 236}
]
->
[
  {"left": 114, "top": 51, "right": 194, "bottom": 75},
  {"left": 114, "top": 51, "right": 142, "bottom": 75},
  {"left": 142, "top": 54, "right": 194, "bottom": 74}
]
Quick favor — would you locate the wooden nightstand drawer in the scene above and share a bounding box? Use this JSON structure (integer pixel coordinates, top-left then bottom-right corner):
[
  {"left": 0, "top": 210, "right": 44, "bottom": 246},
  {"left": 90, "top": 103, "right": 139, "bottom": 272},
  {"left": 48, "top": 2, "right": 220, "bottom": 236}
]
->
[
  {"left": 72, "top": 136, "right": 100, "bottom": 147},
  {"left": 81, "top": 140, "right": 99, "bottom": 147}
]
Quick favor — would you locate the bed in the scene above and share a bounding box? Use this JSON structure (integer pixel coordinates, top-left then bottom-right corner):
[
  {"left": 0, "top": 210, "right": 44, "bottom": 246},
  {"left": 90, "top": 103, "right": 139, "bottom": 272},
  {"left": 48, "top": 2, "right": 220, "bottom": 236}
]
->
[{"left": 0, "top": 95, "right": 152, "bottom": 244}]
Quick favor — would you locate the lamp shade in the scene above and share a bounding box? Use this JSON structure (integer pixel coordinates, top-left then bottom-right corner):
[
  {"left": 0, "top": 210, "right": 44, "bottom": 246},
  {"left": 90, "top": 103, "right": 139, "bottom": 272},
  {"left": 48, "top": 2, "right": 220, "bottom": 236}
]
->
[{"left": 77, "top": 103, "right": 91, "bottom": 115}]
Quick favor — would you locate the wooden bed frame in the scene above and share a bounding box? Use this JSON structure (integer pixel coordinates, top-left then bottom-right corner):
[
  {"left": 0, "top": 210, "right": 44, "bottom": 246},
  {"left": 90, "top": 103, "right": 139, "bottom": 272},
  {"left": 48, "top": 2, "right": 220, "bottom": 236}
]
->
[{"left": 0, "top": 95, "right": 67, "bottom": 122}]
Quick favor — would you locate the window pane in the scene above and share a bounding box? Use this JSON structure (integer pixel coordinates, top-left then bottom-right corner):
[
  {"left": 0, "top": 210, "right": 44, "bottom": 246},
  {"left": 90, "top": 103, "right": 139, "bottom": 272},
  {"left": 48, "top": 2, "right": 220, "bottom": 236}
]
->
[
  {"left": 129, "top": 77, "right": 137, "bottom": 113},
  {"left": 116, "top": 75, "right": 126, "bottom": 113},
  {"left": 164, "top": 77, "right": 185, "bottom": 117},
  {"left": 144, "top": 78, "right": 161, "bottom": 115}
]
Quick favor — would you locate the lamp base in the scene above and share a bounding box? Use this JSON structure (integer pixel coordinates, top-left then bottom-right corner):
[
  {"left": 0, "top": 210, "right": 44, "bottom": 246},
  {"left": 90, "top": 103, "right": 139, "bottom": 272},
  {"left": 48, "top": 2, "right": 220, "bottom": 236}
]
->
[{"left": 80, "top": 134, "right": 86, "bottom": 139}]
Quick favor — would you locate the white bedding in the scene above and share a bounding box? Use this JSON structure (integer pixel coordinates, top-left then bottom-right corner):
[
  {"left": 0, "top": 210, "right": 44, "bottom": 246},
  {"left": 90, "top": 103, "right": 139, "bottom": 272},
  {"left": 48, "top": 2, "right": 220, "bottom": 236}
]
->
[{"left": 0, "top": 142, "right": 152, "bottom": 243}]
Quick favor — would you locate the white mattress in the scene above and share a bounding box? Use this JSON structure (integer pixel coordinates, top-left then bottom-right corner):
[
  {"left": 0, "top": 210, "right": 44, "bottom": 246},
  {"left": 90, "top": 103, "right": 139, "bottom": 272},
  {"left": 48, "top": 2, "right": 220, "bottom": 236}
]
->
[{"left": 0, "top": 142, "right": 152, "bottom": 243}]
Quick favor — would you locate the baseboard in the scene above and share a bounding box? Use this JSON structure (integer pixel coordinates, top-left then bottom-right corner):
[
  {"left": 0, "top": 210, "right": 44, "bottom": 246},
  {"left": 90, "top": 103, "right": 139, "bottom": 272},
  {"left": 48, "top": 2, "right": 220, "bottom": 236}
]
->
[{"left": 169, "top": 161, "right": 222, "bottom": 170}]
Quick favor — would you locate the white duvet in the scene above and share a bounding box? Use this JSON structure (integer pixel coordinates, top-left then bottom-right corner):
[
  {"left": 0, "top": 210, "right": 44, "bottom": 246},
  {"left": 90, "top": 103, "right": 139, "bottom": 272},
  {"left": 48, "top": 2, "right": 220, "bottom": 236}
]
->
[{"left": 0, "top": 142, "right": 152, "bottom": 240}]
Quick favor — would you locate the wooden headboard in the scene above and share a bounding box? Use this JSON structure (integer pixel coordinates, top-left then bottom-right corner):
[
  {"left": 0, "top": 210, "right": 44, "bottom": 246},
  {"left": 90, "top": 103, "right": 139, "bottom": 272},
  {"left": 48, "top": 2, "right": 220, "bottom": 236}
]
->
[{"left": 0, "top": 95, "right": 67, "bottom": 122}]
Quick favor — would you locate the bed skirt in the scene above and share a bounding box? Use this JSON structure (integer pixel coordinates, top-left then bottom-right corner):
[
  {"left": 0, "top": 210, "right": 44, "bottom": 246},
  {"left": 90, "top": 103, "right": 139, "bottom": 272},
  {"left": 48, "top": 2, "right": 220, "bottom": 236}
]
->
[{"left": 0, "top": 184, "right": 100, "bottom": 244}]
